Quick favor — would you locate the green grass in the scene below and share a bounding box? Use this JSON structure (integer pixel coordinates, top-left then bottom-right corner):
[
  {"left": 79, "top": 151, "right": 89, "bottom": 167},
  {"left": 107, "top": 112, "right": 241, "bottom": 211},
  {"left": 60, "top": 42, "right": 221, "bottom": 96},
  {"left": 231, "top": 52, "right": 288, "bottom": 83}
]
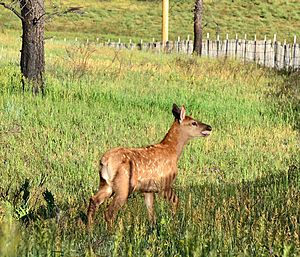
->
[
  {"left": 0, "top": 35, "right": 300, "bottom": 256},
  {"left": 1, "top": 0, "right": 300, "bottom": 42}
]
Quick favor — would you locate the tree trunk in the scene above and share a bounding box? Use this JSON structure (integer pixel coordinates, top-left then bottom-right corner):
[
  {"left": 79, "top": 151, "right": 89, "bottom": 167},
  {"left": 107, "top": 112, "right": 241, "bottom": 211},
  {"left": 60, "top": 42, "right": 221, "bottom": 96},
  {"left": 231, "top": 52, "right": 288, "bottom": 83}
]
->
[
  {"left": 20, "top": 0, "right": 45, "bottom": 94},
  {"left": 193, "top": 0, "right": 203, "bottom": 56}
]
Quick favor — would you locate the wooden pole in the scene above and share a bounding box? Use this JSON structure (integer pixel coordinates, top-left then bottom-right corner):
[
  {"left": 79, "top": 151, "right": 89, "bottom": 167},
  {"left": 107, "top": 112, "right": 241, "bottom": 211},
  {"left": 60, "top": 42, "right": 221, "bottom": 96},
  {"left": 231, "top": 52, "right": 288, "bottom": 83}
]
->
[
  {"left": 263, "top": 35, "right": 267, "bottom": 67},
  {"left": 293, "top": 35, "right": 297, "bottom": 69},
  {"left": 244, "top": 34, "right": 247, "bottom": 63},
  {"left": 216, "top": 33, "right": 220, "bottom": 57},
  {"left": 254, "top": 34, "right": 257, "bottom": 62},
  {"left": 162, "top": 0, "right": 169, "bottom": 46},
  {"left": 273, "top": 34, "right": 277, "bottom": 68},
  {"left": 225, "top": 33, "right": 229, "bottom": 58},
  {"left": 207, "top": 32, "right": 210, "bottom": 57},
  {"left": 283, "top": 39, "right": 287, "bottom": 69},
  {"left": 235, "top": 33, "right": 238, "bottom": 59}
]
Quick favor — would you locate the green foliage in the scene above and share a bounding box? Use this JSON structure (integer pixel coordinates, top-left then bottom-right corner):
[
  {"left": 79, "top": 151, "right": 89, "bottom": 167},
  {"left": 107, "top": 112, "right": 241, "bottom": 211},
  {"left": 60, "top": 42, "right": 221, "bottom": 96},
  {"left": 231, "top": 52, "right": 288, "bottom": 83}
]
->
[{"left": 0, "top": 36, "right": 299, "bottom": 256}]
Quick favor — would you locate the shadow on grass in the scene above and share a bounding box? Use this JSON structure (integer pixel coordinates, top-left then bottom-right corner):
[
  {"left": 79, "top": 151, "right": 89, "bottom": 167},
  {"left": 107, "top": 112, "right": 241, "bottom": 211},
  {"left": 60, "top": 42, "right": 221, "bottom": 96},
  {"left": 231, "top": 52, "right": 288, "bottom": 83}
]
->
[{"left": 0, "top": 162, "right": 298, "bottom": 230}]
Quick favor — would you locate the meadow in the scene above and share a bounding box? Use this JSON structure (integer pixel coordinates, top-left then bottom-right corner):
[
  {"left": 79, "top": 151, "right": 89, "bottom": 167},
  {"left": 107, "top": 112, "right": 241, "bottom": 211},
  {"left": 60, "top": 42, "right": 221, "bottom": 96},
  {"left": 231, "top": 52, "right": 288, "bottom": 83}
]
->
[{"left": 0, "top": 30, "right": 299, "bottom": 256}]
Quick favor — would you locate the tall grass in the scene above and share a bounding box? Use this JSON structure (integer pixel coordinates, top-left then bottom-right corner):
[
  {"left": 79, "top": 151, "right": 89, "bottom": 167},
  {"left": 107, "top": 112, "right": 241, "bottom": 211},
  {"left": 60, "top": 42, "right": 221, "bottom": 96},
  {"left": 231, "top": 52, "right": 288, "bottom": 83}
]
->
[{"left": 0, "top": 38, "right": 299, "bottom": 256}]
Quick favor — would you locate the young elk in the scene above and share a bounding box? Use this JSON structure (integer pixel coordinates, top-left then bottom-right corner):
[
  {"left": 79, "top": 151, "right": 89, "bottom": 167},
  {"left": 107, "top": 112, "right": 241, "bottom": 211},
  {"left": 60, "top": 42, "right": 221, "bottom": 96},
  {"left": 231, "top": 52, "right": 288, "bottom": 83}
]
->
[{"left": 87, "top": 104, "right": 212, "bottom": 228}]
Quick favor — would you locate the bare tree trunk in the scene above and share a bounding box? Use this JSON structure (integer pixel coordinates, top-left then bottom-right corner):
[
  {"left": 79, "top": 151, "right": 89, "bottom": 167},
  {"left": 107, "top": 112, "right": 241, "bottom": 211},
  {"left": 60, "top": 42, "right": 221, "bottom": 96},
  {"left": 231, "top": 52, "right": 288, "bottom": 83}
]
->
[
  {"left": 193, "top": 0, "right": 203, "bottom": 56},
  {"left": 20, "top": 0, "right": 45, "bottom": 94}
]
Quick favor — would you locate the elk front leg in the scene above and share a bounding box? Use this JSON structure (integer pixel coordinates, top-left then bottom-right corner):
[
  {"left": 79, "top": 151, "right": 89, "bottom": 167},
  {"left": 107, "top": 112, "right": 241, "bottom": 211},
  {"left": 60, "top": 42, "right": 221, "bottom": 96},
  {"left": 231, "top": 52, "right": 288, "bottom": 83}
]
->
[
  {"left": 144, "top": 192, "right": 156, "bottom": 225},
  {"left": 163, "top": 188, "right": 179, "bottom": 215},
  {"left": 87, "top": 183, "right": 113, "bottom": 228}
]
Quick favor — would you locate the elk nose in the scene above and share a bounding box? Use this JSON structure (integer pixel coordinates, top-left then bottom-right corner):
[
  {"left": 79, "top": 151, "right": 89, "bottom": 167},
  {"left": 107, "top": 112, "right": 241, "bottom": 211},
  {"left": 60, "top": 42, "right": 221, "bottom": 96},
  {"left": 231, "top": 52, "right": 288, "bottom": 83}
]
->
[{"left": 206, "top": 125, "right": 212, "bottom": 131}]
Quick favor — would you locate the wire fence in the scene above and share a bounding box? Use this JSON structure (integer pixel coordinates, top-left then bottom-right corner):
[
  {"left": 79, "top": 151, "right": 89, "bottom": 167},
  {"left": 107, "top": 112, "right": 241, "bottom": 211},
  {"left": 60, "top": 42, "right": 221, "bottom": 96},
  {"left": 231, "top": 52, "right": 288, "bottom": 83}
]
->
[{"left": 46, "top": 34, "right": 299, "bottom": 70}]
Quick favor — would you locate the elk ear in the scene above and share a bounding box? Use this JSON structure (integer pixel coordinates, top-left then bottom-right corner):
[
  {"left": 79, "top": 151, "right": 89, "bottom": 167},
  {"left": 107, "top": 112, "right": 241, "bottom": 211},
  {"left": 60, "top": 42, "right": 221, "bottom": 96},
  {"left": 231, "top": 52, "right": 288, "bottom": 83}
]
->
[
  {"left": 172, "top": 103, "right": 186, "bottom": 123},
  {"left": 180, "top": 105, "right": 186, "bottom": 122}
]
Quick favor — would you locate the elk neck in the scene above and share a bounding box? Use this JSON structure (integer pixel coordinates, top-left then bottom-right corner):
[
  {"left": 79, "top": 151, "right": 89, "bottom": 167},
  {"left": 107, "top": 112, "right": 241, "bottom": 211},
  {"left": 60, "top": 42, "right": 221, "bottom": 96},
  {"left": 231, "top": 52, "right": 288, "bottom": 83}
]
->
[{"left": 160, "top": 120, "right": 190, "bottom": 160}]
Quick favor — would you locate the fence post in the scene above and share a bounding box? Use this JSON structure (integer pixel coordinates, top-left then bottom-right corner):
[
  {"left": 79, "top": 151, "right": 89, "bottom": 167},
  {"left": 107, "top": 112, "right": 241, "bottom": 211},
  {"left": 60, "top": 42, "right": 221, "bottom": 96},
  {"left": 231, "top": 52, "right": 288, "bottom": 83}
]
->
[
  {"left": 207, "top": 33, "right": 210, "bottom": 57},
  {"left": 243, "top": 34, "right": 247, "bottom": 63},
  {"left": 216, "top": 33, "right": 220, "bottom": 57},
  {"left": 293, "top": 35, "right": 297, "bottom": 69},
  {"left": 140, "top": 39, "right": 143, "bottom": 50},
  {"left": 177, "top": 36, "right": 180, "bottom": 53},
  {"left": 225, "top": 33, "right": 229, "bottom": 58},
  {"left": 187, "top": 35, "right": 190, "bottom": 54},
  {"left": 253, "top": 34, "right": 257, "bottom": 63},
  {"left": 263, "top": 35, "right": 267, "bottom": 67},
  {"left": 235, "top": 33, "right": 238, "bottom": 59},
  {"left": 283, "top": 39, "right": 287, "bottom": 69},
  {"left": 166, "top": 40, "right": 170, "bottom": 52},
  {"left": 273, "top": 34, "right": 277, "bottom": 68}
]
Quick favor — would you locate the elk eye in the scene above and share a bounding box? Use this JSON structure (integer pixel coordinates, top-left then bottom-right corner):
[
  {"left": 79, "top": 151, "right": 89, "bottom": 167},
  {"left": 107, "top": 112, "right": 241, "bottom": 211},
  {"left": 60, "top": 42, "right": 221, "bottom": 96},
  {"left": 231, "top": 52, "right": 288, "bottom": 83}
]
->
[{"left": 191, "top": 121, "right": 197, "bottom": 126}]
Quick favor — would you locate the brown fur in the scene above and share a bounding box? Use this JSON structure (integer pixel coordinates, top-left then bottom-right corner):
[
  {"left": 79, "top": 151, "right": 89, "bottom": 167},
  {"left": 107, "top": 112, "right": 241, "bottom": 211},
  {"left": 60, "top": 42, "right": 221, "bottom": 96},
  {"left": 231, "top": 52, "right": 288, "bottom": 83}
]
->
[{"left": 87, "top": 104, "right": 212, "bottom": 229}]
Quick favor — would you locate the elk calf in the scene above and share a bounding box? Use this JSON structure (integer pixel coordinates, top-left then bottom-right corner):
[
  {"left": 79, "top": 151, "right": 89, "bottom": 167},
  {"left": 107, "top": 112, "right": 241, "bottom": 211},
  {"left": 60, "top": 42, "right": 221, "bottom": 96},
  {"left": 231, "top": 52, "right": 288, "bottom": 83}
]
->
[{"left": 87, "top": 104, "right": 212, "bottom": 228}]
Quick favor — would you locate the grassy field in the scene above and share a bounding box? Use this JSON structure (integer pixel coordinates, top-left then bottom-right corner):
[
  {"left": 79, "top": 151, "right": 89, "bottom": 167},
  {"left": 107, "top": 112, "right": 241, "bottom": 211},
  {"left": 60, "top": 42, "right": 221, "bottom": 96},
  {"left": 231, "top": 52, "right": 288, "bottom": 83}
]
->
[
  {"left": 0, "top": 31, "right": 299, "bottom": 256},
  {"left": 1, "top": 0, "right": 300, "bottom": 42}
]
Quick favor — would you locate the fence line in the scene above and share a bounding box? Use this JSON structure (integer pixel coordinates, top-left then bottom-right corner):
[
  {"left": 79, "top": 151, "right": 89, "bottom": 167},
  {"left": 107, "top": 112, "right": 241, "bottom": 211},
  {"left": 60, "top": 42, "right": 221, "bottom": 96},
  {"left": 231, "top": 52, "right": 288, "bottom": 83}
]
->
[{"left": 51, "top": 34, "right": 300, "bottom": 70}]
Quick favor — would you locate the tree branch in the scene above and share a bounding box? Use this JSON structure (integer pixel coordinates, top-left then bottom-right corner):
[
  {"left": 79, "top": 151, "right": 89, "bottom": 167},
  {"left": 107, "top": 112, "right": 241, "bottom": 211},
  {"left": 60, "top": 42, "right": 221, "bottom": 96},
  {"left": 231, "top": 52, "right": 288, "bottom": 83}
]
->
[{"left": 0, "top": 1, "right": 24, "bottom": 21}]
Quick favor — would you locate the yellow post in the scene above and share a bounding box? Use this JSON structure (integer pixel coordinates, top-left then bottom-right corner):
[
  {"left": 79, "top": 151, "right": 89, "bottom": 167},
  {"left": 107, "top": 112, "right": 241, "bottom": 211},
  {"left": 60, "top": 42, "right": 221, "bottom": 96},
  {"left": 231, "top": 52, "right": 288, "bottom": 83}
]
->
[{"left": 162, "top": 0, "right": 169, "bottom": 46}]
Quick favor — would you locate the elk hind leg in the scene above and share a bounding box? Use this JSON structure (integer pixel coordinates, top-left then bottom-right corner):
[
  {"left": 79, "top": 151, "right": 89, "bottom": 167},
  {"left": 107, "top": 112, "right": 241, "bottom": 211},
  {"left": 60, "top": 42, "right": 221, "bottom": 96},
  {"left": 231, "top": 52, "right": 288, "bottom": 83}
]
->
[{"left": 104, "top": 171, "right": 130, "bottom": 229}]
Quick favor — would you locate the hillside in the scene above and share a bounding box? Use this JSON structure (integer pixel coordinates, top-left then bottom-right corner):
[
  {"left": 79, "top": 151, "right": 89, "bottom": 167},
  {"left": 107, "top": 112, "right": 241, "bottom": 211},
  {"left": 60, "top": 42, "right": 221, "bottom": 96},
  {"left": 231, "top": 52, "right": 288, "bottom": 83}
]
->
[{"left": 0, "top": 0, "right": 300, "bottom": 42}]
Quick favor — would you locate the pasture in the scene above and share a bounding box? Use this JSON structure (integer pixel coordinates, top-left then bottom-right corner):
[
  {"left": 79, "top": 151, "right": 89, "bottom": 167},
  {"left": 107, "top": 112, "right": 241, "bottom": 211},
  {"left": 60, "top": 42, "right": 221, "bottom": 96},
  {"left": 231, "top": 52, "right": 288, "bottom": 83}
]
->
[{"left": 0, "top": 33, "right": 300, "bottom": 256}]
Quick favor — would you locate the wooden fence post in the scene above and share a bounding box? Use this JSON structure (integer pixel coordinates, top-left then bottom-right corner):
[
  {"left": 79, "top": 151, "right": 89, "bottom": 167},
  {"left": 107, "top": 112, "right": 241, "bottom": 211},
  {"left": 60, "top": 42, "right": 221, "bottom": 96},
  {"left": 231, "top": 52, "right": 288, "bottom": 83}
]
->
[
  {"left": 263, "top": 35, "right": 267, "bottom": 66},
  {"left": 177, "top": 36, "right": 180, "bottom": 53},
  {"left": 187, "top": 35, "right": 190, "bottom": 54},
  {"left": 253, "top": 34, "right": 257, "bottom": 62},
  {"left": 216, "top": 33, "right": 220, "bottom": 57},
  {"left": 207, "top": 33, "right": 210, "bottom": 57},
  {"left": 283, "top": 39, "right": 287, "bottom": 69},
  {"left": 273, "top": 34, "right": 277, "bottom": 68},
  {"left": 225, "top": 33, "right": 229, "bottom": 58},
  {"left": 243, "top": 34, "right": 247, "bottom": 63},
  {"left": 235, "top": 33, "right": 238, "bottom": 59},
  {"left": 293, "top": 35, "right": 297, "bottom": 69}
]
